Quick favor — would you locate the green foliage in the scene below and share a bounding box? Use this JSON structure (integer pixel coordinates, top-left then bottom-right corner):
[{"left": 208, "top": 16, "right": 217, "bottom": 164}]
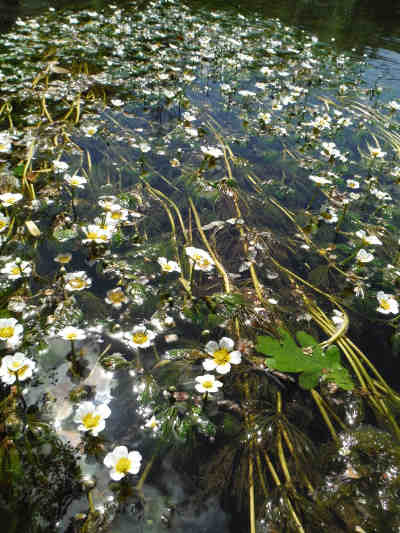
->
[
  {"left": 256, "top": 329, "right": 354, "bottom": 390},
  {"left": 183, "top": 298, "right": 224, "bottom": 330}
]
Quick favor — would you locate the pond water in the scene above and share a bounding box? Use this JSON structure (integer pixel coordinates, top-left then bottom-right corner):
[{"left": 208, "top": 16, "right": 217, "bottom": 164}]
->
[{"left": 1, "top": 1, "right": 400, "bottom": 533}]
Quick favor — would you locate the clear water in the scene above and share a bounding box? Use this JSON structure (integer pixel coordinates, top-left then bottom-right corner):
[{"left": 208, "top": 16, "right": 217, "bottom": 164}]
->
[{"left": 1, "top": 1, "right": 400, "bottom": 532}]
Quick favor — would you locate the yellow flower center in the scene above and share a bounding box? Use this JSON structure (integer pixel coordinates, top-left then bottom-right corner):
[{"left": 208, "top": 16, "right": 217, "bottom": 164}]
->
[
  {"left": 82, "top": 413, "right": 101, "bottom": 429},
  {"left": 66, "top": 333, "right": 77, "bottom": 340},
  {"left": 213, "top": 348, "right": 230, "bottom": 365},
  {"left": 111, "top": 212, "right": 121, "bottom": 220},
  {"left": 202, "top": 380, "right": 213, "bottom": 389},
  {"left": 11, "top": 266, "right": 20, "bottom": 275},
  {"left": 109, "top": 291, "right": 125, "bottom": 303},
  {"left": 87, "top": 231, "right": 99, "bottom": 240},
  {"left": 69, "top": 278, "right": 85, "bottom": 289},
  {"left": 162, "top": 263, "right": 173, "bottom": 271},
  {"left": 17, "top": 365, "right": 29, "bottom": 377},
  {"left": 132, "top": 332, "right": 148, "bottom": 345},
  {"left": 193, "top": 254, "right": 211, "bottom": 268},
  {"left": 0, "top": 220, "right": 6, "bottom": 229},
  {"left": 321, "top": 212, "right": 333, "bottom": 220},
  {"left": 57, "top": 255, "right": 71, "bottom": 263},
  {"left": 115, "top": 457, "right": 131, "bottom": 474},
  {"left": 380, "top": 299, "right": 391, "bottom": 311},
  {"left": 11, "top": 361, "right": 21, "bottom": 369},
  {"left": 0, "top": 326, "right": 14, "bottom": 338}
]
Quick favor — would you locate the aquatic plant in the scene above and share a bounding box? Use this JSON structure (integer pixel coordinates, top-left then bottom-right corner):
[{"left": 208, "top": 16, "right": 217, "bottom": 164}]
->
[{"left": 0, "top": 0, "right": 400, "bottom": 531}]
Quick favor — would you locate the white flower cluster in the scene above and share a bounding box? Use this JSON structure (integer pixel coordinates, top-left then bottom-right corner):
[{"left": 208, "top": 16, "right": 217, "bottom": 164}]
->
[{"left": 195, "top": 337, "right": 242, "bottom": 395}]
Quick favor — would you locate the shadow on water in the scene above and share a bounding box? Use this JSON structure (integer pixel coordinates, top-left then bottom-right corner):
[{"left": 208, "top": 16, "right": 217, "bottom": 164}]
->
[{"left": 187, "top": 0, "right": 400, "bottom": 54}]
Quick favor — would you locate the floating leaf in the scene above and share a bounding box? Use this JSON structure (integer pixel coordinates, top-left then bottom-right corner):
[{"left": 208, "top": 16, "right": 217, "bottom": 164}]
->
[{"left": 256, "top": 328, "right": 354, "bottom": 390}]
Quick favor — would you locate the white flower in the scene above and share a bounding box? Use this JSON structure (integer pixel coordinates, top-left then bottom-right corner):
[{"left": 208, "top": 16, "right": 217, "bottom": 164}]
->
[
  {"left": 64, "top": 174, "right": 87, "bottom": 188},
  {"left": 104, "top": 445, "right": 142, "bottom": 480},
  {"left": 331, "top": 309, "right": 345, "bottom": 328},
  {"left": 258, "top": 112, "right": 271, "bottom": 124},
  {"left": 53, "top": 161, "right": 69, "bottom": 173},
  {"left": 185, "top": 246, "right": 215, "bottom": 272},
  {"left": 126, "top": 325, "right": 156, "bottom": 349},
  {"left": 238, "top": 90, "right": 256, "bottom": 97},
  {"left": 346, "top": 179, "right": 359, "bottom": 189},
  {"left": 203, "top": 337, "right": 242, "bottom": 374},
  {"left": 0, "top": 213, "right": 9, "bottom": 232},
  {"left": 82, "top": 125, "right": 98, "bottom": 137},
  {"left": 145, "top": 415, "right": 160, "bottom": 431},
  {"left": 309, "top": 175, "right": 331, "bottom": 186},
  {"left": 110, "top": 98, "right": 124, "bottom": 107},
  {"left": 356, "top": 249, "right": 374, "bottom": 263},
  {"left": 388, "top": 101, "right": 400, "bottom": 112},
  {"left": 307, "top": 114, "right": 331, "bottom": 130},
  {"left": 355, "top": 230, "right": 382, "bottom": 246},
  {"left": 201, "top": 146, "right": 223, "bottom": 158},
  {"left": 58, "top": 326, "right": 86, "bottom": 341},
  {"left": 195, "top": 374, "right": 223, "bottom": 393},
  {"left": 74, "top": 401, "right": 111, "bottom": 436},
  {"left": 139, "top": 142, "right": 151, "bottom": 153},
  {"left": 158, "top": 257, "right": 181, "bottom": 273},
  {"left": 0, "top": 317, "right": 23, "bottom": 344},
  {"left": 1, "top": 260, "right": 32, "bottom": 280},
  {"left": 376, "top": 291, "right": 399, "bottom": 315},
  {"left": 260, "top": 66, "right": 273, "bottom": 76},
  {"left": 0, "top": 132, "right": 12, "bottom": 153},
  {"left": 368, "top": 145, "right": 386, "bottom": 159},
  {"left": 0, "top": 193, "right": 23, "bottom": 207},
  {"left": 105, "top": 287, "right": 129, "bottom": 309},
  {"left": 64, "top": 271, "right": 92, "bottom": 291},
  {"left": 82, "top": 224, "right": 112, "bottom": 244},
  {"left": 98, "top": 196, "right": 119, "bottom": 210},
  {"left": 54, "top": 253, "right": 72, "bottom": 264},
  {"left": 319, "top": 207, "right": 338, "bottom": 224},
  {"left": 105, "top": 206, "right": 129, "bottom": 225},
  {"left": 0, "top": 352, "right": 35, "bottom": 384},
  {"left": 371, "top": 188, "right": 391, "bottom": 201}
]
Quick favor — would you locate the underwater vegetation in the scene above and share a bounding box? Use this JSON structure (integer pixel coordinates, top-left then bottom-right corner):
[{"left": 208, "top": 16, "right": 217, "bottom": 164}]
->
[{"left": 1, "top": 0, "right": 400, "bottom": 531}]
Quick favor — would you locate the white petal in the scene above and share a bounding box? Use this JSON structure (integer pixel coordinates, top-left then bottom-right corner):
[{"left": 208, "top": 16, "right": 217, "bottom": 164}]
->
[
  {"left": 113, "top": 445, "right": 128, "bottom": 458},
  {"left": 96, "top": 404, "right": 111, "bottom": 419},
  {"left": 110, "top": 470, "right": 125, "bottom": 481},
  {"left": 219, "top": 337, "right": 234, "bottom": 351},
  {"left": 205, "top": 341, "right": 218, "bottom": 355},
  {"left": 128, "top": 462, "right": 141, "bottom": 475},
  {"left": 216, "top": 363, "right": 231, "bottom": 374},
  {"left": 104, "top": 452, "right": 116, "bottom": 468},
  {"left": 195, "top": 384, "right": 205, "bottom": 393},
  {"left": 128, "top": 450, "right": 142, "bottom": 462},
  {"left": 202, "top": 358, "right": 217, "bottom": 371},
  {"left": 229, "top": 351, "right": 242, "bottom": 364}
]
